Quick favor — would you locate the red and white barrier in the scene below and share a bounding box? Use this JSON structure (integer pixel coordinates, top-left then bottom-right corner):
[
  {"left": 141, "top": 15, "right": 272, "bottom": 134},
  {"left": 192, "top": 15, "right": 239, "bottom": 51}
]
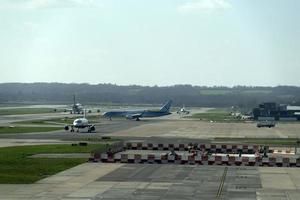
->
[
  {"left": 89, "top": 142, "right": 299, "bottom": 168},
  {"left": 125, "top": 142, "right": 259, "bottom": 153},
  {"left": 273, "top": 149, "right": 295, "bottom": 155},
  {"left": 92, "top": 153, "right": 300, "bottom": 167}
]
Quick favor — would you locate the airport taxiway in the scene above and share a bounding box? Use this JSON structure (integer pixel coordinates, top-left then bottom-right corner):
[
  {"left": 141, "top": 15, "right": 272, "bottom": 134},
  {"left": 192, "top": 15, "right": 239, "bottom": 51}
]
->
[
  {"left": 107, "top": 120, "right": 300, "bottom": 139},
  {"left": 2, "top": 118, "right": 300, "bottom": 141}
]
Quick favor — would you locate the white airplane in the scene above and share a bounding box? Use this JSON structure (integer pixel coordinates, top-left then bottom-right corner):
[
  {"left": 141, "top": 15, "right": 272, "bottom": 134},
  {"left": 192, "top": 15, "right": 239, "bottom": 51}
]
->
[
  {"left": 65, "top": 94, "right": 90, "bottom": 114},
  {"left": 64, "top": 111, "right": 95, "bottom": 133},
  {"left": 177, "top": 104, "right": 190, "bottom": 115}
]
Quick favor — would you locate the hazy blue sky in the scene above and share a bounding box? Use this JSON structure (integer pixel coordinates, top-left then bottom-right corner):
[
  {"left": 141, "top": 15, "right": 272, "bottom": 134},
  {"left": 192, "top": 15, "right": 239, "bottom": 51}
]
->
[{"left": 0, "top": 0, "right": 299, "bottom": 86}]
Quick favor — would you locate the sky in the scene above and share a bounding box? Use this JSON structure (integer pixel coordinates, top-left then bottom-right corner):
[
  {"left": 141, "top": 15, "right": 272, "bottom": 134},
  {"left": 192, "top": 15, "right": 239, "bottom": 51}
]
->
[{"left": 0, "top": 0, "right": 299, "bottom": 86}]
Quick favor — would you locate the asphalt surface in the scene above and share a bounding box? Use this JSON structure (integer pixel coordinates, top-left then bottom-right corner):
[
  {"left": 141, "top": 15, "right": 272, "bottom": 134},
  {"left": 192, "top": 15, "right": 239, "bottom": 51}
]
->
[
  {"left": 2, "top": 163, "right": 300, "bottom": 200},
  {"left": 97, "top": 164, "right": 260, "bottom": 200}
]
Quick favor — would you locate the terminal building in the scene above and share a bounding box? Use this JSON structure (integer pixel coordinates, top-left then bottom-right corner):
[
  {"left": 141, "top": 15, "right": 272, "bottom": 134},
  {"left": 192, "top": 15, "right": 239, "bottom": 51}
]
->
[{"left": 252, "top": 102, "right": 300, "bottom": 121}]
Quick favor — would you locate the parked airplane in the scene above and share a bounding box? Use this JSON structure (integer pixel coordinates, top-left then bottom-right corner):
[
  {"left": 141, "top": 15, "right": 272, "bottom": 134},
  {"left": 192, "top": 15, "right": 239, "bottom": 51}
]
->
[
  {"left": 64, "top": 111, "right": 95, "bottom": 133},
  {"left": 102, "top": 100, "right": 172, "bottom": 121},
  {"left": 177, "top": 104, "right": 190, "bottom": 115}
]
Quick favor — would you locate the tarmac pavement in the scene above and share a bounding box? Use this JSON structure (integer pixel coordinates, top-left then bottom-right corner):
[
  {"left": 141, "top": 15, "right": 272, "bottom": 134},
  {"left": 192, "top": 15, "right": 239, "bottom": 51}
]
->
[{"left": 1, "top": 163, "right": 300, "bottom": 200}]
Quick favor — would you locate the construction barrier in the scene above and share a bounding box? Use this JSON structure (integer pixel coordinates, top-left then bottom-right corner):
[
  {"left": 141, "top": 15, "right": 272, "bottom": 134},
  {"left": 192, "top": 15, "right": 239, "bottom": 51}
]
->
[
  {"left": 125, "top": 142, "right": 260, "bottom": 154},
  {"left": 89, "top": 153, "right": 300, "bottom": 167},
  {"left": 89, "top": 142, "right": 298, "bottom": 168}
]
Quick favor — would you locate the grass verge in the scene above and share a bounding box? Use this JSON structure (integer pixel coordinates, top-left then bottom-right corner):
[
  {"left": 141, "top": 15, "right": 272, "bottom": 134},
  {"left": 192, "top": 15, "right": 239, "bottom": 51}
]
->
[
  {"left": 187, "top": 108, "right": 241, "bottom": 122},
  {"left": 0, "top": 143, "right": 106, "bottom": 184},
  {"left": 15, "top": 115, "right": 100, "bottom": 125},
  {"left": 214, "top": 137, "right": 300, "bottom": 146},
  {"left": 0, "top": 126, "right": 62, "bottom": 134},
  {"left": 0, "top": 108, "right": 61, "bottom": 115}
]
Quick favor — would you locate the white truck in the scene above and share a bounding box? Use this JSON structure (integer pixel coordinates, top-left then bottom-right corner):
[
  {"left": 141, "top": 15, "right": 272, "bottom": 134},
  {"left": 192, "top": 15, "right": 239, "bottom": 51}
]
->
[{"left": 257, "top": 120, "right": 276, "bottom": 128}]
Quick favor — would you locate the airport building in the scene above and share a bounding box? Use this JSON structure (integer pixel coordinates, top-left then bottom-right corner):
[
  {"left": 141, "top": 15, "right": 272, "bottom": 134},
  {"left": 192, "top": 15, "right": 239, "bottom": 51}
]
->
[{"left": 252, "top": 102, "right": 300, "bottom": 121}]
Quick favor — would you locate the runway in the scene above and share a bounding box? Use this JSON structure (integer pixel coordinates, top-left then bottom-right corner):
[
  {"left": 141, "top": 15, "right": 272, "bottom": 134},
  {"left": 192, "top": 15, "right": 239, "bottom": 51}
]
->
[
  {"left": 2, "top": 114, "right": 300, "bottom": 146},
  {"left": 105, "top": 120, "right": 300, "bottom": 139}
]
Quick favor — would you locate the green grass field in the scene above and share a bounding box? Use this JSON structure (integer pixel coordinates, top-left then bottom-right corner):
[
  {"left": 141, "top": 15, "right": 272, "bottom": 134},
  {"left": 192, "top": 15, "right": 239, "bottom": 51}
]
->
[
  {"left": 0, "top": 108, "right": 63, "bottom": 115},
  {"left": 15, "top": 118, "right": 76, "bottom": 125},
  {"left": 62, "top": 137, "right": 121, "bottom": 142},
  {"left": 187, "top": 108, "right": 241, "bottom": 122},
  {"left": 214, "top": 137, "right": 300, "bottom": 146},
  {"left": 0, "top": 143, "right": 106, "bottom": 184},
  {"left": 15, "top": 115, "right": 100, "bottom": 125},
  {"left": 0, "top": 126, "right": 61, "bottom": 134}
]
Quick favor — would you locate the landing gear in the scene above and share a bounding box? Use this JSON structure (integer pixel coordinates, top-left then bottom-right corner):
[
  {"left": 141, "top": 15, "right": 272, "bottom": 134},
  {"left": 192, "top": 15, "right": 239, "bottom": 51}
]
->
[
  {"left": 136, "top": 118, "right": 140, "bottom": 121},
  {"left": 88, "top": 126, "right": 95, "bottom": 133}
]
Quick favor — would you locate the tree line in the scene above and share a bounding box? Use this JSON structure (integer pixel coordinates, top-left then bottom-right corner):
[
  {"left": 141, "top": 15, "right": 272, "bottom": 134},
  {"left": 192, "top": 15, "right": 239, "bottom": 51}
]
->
[{"left": 0, "top": 83, "right": 299, "bottom": 108}]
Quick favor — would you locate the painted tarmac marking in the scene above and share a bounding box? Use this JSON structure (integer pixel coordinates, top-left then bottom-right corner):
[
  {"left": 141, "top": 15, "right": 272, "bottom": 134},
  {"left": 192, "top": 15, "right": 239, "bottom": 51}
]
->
[{"left": 216, "top": 167, "right": 228, "bottom": 198}]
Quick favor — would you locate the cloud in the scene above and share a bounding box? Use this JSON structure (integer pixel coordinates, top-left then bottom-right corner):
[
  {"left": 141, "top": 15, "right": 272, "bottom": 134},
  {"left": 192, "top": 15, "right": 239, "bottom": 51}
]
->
[
  {"left": 0, "top": 0, "right": 101, "bottom": 10},
  {"left": 178, "top": 0, "right": 232, "bottom": 13}
]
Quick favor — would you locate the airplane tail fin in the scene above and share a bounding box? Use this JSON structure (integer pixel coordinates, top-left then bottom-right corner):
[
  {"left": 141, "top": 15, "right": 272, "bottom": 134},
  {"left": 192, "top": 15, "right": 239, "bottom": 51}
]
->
[{"left": 160, "top": 100, "right": 172, "bottom": 112}]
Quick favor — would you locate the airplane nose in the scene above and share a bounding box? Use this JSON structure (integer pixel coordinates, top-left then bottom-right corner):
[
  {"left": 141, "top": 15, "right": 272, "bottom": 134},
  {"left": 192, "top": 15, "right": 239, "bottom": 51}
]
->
[{"left": 73, "top": 122, "right": 80, "bottom": 126}]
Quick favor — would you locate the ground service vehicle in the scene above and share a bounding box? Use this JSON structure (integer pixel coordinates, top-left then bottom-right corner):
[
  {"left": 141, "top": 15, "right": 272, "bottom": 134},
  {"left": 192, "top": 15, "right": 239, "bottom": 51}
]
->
[{"left": 257, "top": 120, "right": 276, "bottom": 128}]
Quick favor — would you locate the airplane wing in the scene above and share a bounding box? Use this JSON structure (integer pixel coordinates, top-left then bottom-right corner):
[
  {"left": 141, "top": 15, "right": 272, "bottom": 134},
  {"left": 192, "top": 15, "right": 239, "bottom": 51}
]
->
[
  {"left": 64, "top": 124, "right": 73, "bottom": 131},
  {"left": 126, "top": 113, "right": 143, "bottom": 119}
]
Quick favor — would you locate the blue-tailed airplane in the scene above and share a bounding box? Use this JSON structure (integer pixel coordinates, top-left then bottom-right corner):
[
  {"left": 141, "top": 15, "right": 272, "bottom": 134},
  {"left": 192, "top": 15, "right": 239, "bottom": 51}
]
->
[{"left": 102, "top": 100, "right": 172, "bottom": 121}]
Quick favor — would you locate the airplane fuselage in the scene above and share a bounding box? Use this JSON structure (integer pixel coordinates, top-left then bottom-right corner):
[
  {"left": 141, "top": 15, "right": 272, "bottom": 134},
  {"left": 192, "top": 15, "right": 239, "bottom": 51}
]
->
[
  {"left": 64, "top": 117, "right": 95, "bottom": 133},
  {"left": 103, "top": 110, "right": 171, "bottom": 118},
  {"left": 73, "top": 118, "right": 89, "bottom": 128},
  {"left": 102, "top": 100, "right": 172, "bottom": 120}
]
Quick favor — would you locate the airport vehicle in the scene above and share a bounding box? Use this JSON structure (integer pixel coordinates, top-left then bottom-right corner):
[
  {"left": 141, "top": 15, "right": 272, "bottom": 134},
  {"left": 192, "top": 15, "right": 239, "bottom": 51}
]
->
[
  {"left": 177, "top": 104, "right": 190, "bottom": 115},
  {"left": 64, "top": 111, "right": 95, "bottom": 133},
  {"left": 257, "top": 120, "right": 276, "bottom": 128},
  {"left": 102, "top": 100, "right": 172, "bottom": 121}
]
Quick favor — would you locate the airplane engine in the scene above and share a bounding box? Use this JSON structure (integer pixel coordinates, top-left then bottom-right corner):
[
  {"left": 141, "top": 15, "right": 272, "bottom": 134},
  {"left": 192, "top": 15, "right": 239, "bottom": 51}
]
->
[
  {"left": 64, "top": 125, "right": 69, "bottom": 131},
  {"left": 126, "top": 114, "right": 140, "bottom": 121},
  {"left": 90, "top": 125, "right": 95, "bottom": 131},
  {"left": 125, "top": 115, "right": 133, "bottom": 119}
]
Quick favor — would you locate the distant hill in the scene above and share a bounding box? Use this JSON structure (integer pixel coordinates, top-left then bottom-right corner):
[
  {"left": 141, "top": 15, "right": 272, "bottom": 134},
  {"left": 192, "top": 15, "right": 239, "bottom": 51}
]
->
[{"left": 0, "top": 83, "right": 299, "bottom": 109}]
